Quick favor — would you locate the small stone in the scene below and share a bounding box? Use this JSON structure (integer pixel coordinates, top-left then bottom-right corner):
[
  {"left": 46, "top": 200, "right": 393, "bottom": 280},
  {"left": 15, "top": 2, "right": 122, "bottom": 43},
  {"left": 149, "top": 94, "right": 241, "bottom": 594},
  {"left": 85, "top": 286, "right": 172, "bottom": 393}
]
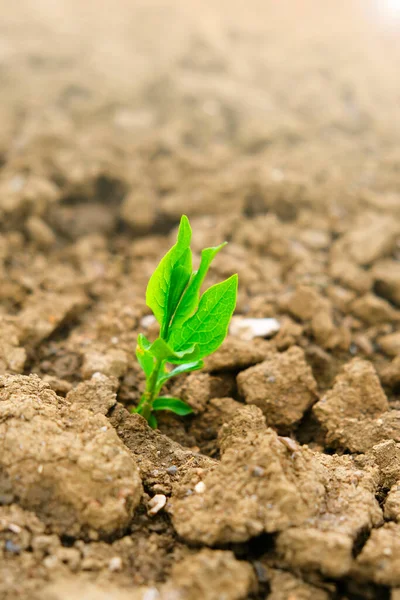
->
[
  {"left": 278, "top": 437, "right": 298, "bottom": 452},
  {"left": 5, "top": 539, "right": 21, "bottom": 554},
  {"left": 252, "top": 466, "right": 265, "bottom": 477},
  {"left": 148, "top": 494, "right": 167, "bottom": 516},
  {"left": 166, "top": 465, "right": 178, "bottom": 475},
  {"left": 229, "top": 317, "right": 280, "bottom": 341},
  {"left": 194, "top": 481, "right": 206, "bottom": 493},
  {"left": 140, "top": 315, "right": 157, "bottom": 329},
  {"left": 108, "top": 556, "right": 123, "bottom": 571}
]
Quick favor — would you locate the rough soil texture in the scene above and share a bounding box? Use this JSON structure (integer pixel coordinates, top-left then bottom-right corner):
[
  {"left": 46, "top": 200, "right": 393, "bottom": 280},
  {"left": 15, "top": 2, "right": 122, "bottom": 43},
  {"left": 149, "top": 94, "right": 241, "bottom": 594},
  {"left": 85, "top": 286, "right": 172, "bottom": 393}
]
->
[{"left": 1, "top": 0, "right": 400, "bottom": 598}]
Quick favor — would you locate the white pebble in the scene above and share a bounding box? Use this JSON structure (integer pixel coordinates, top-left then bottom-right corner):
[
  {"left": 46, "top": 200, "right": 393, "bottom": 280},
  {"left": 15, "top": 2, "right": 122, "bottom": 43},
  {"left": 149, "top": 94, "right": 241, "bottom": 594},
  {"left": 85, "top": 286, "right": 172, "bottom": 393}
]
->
[
  {"left": 148, "top": 494, "right": 167, "bottom": 516},
  {"left": 229, "top": 317, "right": 280, "bottom": 341},
  {"left": 143, "top": 589, "right": 160, "bottom": 600},
  {"left": 194, "top": 481, "right": 206, "bottom": 494},
  {"left": 108, "top": 556, "right": 123, "bottom": 571},
  {"left": 141, "top": 315, "right": 156, "bottom": 329}
]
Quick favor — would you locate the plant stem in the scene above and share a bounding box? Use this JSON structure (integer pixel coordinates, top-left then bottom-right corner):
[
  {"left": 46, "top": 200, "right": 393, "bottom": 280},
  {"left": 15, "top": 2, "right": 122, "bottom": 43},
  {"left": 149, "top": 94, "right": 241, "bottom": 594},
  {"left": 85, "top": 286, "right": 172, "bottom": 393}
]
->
[{"left": 140, "top": 357, "right": 163, "bottom": 422}]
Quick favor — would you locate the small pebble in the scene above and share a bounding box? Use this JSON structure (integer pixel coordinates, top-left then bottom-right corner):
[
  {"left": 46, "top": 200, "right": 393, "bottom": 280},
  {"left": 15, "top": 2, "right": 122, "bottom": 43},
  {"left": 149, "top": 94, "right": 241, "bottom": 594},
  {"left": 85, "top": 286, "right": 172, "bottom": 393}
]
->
[
  {"left": 141, "top": 315, "right": 156, "bottom": 329},
  {"left": 148, "top": 494, "right": 167, "bottom": 516},
  {"left": 5, "top": 540, "right": 21, "bottom": 554},
  {"left": 252, "top": 466, "right": 265, "bottom": 477},
  {"left": 278, "top": 436, "right": 298, "bottom": 452},
  {"left": 194, "top": 481, "right": 206, "bottom": 493},
  {"left": 253, "top": 561, "right": 269, "bottom": 583},
  {"left": 166, "top": 465, "right": 178, "bottom": 475},
  {"left": 143, "top": 589, "right": 160, "bottom": 600},
  {"left": 108, "top": 556, "right": 123, "bottom": 571},
  {"left": 230, "top": 316, "right": 280, "bottom": 341}
]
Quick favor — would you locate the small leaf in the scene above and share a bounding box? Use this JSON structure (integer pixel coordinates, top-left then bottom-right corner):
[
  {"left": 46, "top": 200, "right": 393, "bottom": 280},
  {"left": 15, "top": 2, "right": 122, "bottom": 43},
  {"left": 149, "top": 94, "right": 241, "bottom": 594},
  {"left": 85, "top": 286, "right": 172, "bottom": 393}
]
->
[
  {"left": 169, "top": 243, "right": 226, "bottom": 333},
  {"left": 169, "top": 274, "right": 238, "bottom": 359},
  {"left": 153, "top": 397, "right": 194, "bottom": 416},
  {"left": 136, "top": 334, "right": 154, "bottom": 377},
  {"left": 146, "top": 215, "right": 192, "bottom": 329},
  {"left": 148, "top": 413, "right": 158, "bottom": 429},
  {"left": 150, "top": 337, "right": 200, "bottom": 364},
  {"left": 157, "top": 360, "right": 204, "bottom": 387},
  {"left": 162, "top": 247, "right": 191, "bottom": 337}
]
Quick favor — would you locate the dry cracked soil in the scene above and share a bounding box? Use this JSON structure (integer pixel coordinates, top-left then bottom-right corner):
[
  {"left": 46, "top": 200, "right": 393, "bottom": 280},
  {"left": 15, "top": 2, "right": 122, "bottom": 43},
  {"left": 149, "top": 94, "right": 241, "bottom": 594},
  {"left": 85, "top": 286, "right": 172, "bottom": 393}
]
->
[{"left": 1, "top": 1, "right": 400, "bottom": 599}]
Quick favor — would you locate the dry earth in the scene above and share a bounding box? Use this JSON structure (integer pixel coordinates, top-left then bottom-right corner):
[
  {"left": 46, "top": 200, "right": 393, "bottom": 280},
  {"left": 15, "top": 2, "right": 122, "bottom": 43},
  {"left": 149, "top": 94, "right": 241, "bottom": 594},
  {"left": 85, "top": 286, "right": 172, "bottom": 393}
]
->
[{"left": 1, "top": 1, "right": 400, "bottom": 598}]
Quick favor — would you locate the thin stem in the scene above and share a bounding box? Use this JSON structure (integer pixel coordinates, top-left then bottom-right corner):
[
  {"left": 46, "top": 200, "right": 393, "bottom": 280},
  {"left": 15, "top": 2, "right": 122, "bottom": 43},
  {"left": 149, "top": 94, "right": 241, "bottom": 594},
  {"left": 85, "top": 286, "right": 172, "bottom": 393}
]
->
[{"left": 140, "top": 357, "right": 164, "bottom": 422}]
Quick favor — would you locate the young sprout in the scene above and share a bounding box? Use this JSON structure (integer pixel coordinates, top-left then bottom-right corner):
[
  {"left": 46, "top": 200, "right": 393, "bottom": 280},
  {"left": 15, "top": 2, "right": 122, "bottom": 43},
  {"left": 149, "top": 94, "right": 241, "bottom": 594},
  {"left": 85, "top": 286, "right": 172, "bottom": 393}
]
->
[{"left": 133, "top": 215, "right": 238, "bottom": 428}]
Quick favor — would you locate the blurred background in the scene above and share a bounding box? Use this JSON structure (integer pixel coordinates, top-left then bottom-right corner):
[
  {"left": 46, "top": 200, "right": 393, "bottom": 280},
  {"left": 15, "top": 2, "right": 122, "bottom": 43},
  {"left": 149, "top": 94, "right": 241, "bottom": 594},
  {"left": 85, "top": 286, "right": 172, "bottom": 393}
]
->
[{"left": 1, "top": 0, "right": 400, "bottom": 237}]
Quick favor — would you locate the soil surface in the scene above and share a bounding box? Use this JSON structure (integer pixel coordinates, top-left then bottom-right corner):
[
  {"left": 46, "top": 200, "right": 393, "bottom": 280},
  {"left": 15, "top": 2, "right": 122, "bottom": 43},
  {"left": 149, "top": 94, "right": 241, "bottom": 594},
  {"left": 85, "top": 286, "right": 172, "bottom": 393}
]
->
[{"left": 1, "top": 1, "right": 400, "bottom": 598}]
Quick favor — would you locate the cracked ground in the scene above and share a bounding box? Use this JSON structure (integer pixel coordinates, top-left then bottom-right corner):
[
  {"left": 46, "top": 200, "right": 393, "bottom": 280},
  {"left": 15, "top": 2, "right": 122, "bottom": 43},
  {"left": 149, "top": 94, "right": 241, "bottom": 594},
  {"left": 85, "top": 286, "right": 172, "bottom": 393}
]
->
[{"left": 1, "top": 1, "right": 400, "bottom": 599}]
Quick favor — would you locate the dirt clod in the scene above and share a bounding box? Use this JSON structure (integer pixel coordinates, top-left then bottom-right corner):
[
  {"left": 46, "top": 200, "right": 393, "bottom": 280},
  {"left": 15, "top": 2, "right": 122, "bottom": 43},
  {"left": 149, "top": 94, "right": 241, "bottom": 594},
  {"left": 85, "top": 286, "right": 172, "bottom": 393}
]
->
[
  {"left": 354, "top": 522, "right": 400, "bottom": 586},
  {"left": 163, "top": 549, "right": 257, "bottom": 600},
  {"left": 110, "top": 404, "right": 216, "bottom": 494},
  {"left": 171, "top": 406, "right": 381, "bottom": 565},
  {"left": 0, "top": 317, "right": 26, "bottom": 374},
  {"left": 237, "top": 346, "right": 318, "bottom": 431},
  {"left": 66, "top": 373, "right": 118, "bottom": 415},
  {"left": 313, "top": 358, "right": 400, "bottom": 452},
  {"left": 0, "top": 375, "right": 142, "bottom": 536},
  {"left": 267, "top": 569, "right": 333, "bottom": 600},
  {"left": 204, "top": 337, "right": 272, "bottom": 371}
]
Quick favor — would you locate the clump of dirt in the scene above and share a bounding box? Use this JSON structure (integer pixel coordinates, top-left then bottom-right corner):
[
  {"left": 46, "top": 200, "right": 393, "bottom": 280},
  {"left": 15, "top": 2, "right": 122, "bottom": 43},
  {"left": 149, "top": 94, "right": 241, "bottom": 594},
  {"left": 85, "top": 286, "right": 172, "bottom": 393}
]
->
[
  {"left": 0, "top": 374, "right": 142, "bottom": 537},
  {"left": 313, "top": 358, "right": 400, "bottom": 452},
  {"left": 237, "top": 346, "right": 318, "bottom": 432},
  {"left": 170, "top": 406, "right": 382, "bottom": 580},
  {"left": 109, "top": 404, "right": 216, "bottom": 494}
]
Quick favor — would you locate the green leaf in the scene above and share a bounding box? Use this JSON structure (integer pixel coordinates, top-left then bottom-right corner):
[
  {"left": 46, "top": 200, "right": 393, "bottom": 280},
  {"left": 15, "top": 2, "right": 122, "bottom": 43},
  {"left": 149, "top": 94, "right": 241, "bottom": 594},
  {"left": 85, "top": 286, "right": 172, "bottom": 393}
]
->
[
  {"left": 157, "top": 360, "right": 204, "bottom": 387},
  {"left": 169, "top": 274, "right": 238, "bottom": 359},
  {"left": 150, "top": 337, "right": 200, "bottom": 364},
  {"left": 169, "top": 243, "right": 226, "bottom": 333},
  {"left": 163, "top": 247, "right": 192, "bottom": 336},
  {"left": 136, "top": 334, "right": 154, "bottom": 378},
  {"left": 153, "top": 397, "right": 194, "bottom": 416},
  {"left": 146, "top": 215, "right": 192, "bottom": 331},
  {"left": 148, "top": 413, "right": 158, "bottom": 429}
]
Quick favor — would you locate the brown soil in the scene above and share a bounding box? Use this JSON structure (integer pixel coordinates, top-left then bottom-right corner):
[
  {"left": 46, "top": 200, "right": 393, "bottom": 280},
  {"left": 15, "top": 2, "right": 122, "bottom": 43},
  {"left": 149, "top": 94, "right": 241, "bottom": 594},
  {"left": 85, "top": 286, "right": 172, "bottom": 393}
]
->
[{"left": 1, "top": 1, "right": 400, "bottom": 598}]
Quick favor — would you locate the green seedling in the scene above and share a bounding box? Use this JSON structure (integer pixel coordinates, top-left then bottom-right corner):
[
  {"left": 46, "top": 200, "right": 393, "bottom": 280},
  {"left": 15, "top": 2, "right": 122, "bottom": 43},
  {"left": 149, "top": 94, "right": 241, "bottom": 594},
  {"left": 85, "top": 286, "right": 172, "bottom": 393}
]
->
[{"left": 133, "top": 215, "right": 238, "bottom": 428}]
